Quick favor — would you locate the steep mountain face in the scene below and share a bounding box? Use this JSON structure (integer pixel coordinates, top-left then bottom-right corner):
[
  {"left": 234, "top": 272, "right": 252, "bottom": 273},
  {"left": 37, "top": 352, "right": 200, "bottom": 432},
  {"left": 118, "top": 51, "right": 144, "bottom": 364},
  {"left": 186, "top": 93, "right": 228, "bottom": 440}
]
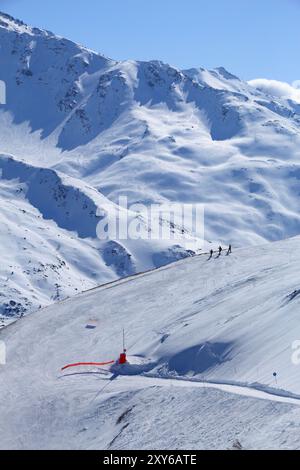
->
[{"left": 1, "top": 11, "right": 300, "bottom": 323}]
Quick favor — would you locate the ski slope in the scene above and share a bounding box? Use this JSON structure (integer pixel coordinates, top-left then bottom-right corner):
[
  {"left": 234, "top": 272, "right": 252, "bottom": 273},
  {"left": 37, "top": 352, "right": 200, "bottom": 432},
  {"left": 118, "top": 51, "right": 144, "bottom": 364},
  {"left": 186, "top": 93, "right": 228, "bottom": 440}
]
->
[{"left": 1, "top": 237, "right": 300, "bottom": 449}]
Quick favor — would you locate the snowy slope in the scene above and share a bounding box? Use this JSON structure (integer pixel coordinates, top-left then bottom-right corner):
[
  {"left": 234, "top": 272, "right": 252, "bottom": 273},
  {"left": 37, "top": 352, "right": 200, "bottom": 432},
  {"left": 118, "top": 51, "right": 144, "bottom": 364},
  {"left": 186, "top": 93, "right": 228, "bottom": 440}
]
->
[
  {"left": 0, "top": 153, "right": 197, "bottom": 327},
  {"left": 2, "top": 237, "right": 300, "bottom": 449}
]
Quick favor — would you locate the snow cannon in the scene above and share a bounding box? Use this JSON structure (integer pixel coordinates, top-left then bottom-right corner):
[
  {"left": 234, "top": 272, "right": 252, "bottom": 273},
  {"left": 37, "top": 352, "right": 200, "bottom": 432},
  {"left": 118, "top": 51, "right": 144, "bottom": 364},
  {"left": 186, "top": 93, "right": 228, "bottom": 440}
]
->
[{"left": 118, "top": 349, "right": 127, "bottom": 365}]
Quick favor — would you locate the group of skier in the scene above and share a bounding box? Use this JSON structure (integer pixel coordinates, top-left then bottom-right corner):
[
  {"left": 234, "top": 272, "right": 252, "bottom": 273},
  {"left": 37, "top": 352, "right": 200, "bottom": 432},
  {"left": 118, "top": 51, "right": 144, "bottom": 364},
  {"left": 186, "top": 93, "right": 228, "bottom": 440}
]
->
[{"left": 208, "top": 244, "right": 232, "bottom": 259}]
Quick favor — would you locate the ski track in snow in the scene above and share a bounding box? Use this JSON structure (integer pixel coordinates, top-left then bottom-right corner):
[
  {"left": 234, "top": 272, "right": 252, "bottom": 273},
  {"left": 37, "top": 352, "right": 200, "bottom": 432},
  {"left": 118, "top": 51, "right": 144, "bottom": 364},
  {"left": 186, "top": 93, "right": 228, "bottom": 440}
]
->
[{"left": 61, "top": 371, "right": 300, "bottom": 407}]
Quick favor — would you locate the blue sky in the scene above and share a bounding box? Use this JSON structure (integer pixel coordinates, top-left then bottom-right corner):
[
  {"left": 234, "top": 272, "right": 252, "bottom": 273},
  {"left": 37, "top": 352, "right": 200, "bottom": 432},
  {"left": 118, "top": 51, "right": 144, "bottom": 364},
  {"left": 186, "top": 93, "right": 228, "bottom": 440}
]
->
[{"left": 1, "top": 0, "right": 299, "bottom": 82}]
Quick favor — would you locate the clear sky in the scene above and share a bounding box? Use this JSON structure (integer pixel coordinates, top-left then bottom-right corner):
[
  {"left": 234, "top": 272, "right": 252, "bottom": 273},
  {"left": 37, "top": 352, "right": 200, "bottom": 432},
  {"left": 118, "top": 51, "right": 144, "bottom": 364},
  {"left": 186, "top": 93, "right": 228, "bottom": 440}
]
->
[{"left": 0, "top": 0, "right": 299, "bottom": 83}]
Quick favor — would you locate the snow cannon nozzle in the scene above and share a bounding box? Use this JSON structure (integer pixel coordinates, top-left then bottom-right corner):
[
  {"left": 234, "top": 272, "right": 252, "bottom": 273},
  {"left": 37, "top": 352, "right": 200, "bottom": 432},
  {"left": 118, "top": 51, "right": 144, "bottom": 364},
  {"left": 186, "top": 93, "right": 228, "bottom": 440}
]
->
[{"left": 119, "top": 351, "right": 127, "bottom": 365}]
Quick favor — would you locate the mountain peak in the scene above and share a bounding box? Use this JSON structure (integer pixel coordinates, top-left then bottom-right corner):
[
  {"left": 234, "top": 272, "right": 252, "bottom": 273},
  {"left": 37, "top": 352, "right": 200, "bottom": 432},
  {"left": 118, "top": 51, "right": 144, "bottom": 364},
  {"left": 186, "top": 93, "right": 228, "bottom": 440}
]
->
[
  {"left": 0, "top": 10, "right": 25, "bottom": 26},
  {"left": 213, "top": 66, "right": 240, "bottom": 81},
  {"left": 0, "top": 10, "right": 56, "bottom": 38},
  {"left": 0, "top": 10, "right": 110, "bottom": 60}
]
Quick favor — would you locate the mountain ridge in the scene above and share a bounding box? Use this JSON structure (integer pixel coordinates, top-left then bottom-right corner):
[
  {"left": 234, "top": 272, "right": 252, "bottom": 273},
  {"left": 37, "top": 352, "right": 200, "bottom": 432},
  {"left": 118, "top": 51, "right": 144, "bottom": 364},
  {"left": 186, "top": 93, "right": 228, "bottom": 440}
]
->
[{"left": 1, "top": 11, "right": 300, "bottom": 324}]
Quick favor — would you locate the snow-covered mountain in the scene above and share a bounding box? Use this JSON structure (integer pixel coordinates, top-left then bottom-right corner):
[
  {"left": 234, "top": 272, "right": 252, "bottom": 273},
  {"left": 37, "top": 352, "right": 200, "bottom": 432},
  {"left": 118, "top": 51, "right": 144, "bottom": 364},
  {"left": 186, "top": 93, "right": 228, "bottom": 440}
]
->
[
  {"left": 2, "top": 237, "right": 300, "bottom": 449},
  {"left": 0, "top": 153, "right": 197, "bottom": 327},
  {"left": 1, "top": 11, "right": 300, "bottom": 323}
]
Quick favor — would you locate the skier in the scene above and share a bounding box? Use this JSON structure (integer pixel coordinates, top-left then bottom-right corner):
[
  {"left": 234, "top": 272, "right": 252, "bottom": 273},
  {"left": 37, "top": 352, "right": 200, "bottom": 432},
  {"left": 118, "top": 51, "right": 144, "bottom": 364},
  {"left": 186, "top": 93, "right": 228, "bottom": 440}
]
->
[
  {"left": 208, "top": 249, "right": 213, "bottom": 259},
  {"left": 218, "top": 246, "right": 223, "bottom": 256},
  {"left": 227, "top": 244, "right": 232, "bottom": 255}
]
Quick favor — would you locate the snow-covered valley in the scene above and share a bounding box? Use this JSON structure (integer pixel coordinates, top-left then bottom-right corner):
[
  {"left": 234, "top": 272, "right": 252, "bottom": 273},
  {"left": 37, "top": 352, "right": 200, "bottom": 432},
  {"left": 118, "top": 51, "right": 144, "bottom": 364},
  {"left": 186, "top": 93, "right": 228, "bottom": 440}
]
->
[{"left": 1, "top": 237, "right": 300, "bottom": 449}]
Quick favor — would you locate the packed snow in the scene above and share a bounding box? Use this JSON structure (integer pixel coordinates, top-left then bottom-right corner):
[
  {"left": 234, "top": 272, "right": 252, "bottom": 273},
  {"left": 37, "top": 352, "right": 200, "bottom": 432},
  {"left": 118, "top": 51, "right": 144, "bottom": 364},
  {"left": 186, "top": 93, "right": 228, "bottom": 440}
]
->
[{"left": 1, "top": 237, "right": 300, "bottom": 449}]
